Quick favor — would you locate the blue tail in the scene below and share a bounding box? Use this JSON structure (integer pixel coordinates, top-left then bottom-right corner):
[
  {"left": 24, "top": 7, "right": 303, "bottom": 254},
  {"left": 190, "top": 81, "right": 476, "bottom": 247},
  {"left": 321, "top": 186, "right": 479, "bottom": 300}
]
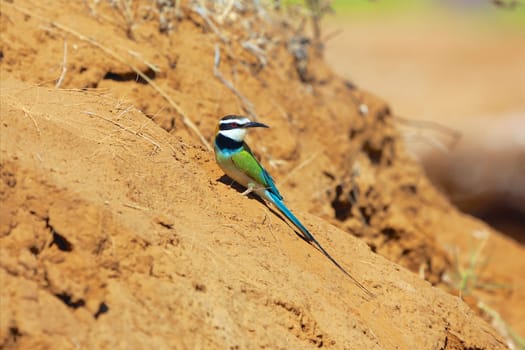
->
[
  {"left": 264, "top": 190, "right": 316, "bottom": 243},
  {"left": 264, "top": 190, "right": 373, "bottom": 297}
]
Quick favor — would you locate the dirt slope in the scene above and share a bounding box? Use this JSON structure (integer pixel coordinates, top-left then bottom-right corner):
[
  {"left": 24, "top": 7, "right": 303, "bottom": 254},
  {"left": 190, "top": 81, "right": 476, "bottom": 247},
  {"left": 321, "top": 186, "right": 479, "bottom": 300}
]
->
[
  {"left": 0, "top": 1, "right": 523, "bottom": 349},
  {"left": 0, "top": 79, "right": 505, "bottom": 350}
]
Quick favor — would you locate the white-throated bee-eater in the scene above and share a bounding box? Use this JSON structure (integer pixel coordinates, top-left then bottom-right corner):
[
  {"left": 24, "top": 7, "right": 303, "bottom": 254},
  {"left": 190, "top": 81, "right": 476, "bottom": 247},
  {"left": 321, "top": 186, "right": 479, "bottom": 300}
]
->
[{"left": 214, "top": 115, "right": 372, "bottom": 296}]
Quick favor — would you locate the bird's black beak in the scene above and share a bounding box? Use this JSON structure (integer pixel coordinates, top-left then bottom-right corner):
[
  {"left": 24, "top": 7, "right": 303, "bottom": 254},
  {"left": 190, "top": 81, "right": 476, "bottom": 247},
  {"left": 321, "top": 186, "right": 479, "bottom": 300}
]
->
[{"left": 244, "top": 121, "right": 269, "bottom": 129}]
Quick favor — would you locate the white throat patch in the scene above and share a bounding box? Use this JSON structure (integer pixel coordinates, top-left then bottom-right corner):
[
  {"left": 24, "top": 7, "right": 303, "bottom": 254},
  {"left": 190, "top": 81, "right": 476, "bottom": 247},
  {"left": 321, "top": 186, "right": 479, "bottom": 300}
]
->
[{"left": 219, "top": 128, "right": 247, "bottom": 142}]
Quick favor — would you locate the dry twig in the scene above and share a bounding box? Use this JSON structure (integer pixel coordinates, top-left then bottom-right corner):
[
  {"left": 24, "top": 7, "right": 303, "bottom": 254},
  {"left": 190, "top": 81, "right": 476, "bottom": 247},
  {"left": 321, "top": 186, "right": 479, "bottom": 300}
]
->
[
  {"left": 191, "top": 4, "right": 228, "bottom": 42},
  {"left": 55, "top": 39, "right": 68, "bottom": 88},
  {"left": 278, "top": 150, "right": 322, "bottom": 186},
  {"left": 217, "top": 0, "right": 235, "bottom": 24},
  {"left": 214, "top": 44, "right": 257, "bottom": 120},
  {"left": 84, "top": 110, "right": 162, "bottom": 152},
  {"left": 394, "top": 115, "right": 462, "bottom": 151},
  {"left": 5, "top": 1, "right": 211, "bottom": 151},
  {"left": 22, "top": 107, "right": 41, "bottom": 136}
]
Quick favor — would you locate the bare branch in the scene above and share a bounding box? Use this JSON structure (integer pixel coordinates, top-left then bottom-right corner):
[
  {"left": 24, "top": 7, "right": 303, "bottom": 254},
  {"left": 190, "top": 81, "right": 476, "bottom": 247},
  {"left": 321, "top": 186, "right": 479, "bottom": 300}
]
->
[
  {"left": 6, "top": 2, "right": 211, "bottom": 151},
  {"left": 55, "top": 39, "right": 68, "bottom": 88},
  {"left": 213, "top": 44, "right": 257, "bottom": 120}
]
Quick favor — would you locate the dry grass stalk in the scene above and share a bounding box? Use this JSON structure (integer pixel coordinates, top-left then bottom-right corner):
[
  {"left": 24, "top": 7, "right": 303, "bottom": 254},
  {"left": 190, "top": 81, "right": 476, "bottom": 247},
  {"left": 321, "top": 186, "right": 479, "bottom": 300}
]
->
[
  {"left": 6, "top": 1, "right": 212, "bottom": 151},
  {"left": 213, "top": 44, "right": 258, "bottom": 120},
  {"left": 55, "top": 39, "right": 68, "bottom": 88}
]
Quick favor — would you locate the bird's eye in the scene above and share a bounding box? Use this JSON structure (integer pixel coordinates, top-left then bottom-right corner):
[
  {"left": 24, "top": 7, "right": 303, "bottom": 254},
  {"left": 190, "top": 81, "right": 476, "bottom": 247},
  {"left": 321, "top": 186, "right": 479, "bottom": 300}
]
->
[{"left": 229, "top": 122, "right": 238, "bottom": 128}]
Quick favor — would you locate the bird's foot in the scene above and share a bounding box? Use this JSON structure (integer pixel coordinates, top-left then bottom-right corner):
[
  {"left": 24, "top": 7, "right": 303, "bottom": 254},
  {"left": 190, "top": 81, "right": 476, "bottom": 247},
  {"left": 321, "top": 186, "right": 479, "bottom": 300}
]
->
[{"left": 241, "top": 184, "right": 255, "bottom": 196}]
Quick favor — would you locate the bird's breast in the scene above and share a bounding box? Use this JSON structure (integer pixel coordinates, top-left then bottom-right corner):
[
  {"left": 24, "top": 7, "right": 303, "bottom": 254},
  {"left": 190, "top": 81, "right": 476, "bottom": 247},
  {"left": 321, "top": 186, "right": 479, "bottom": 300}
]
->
[{"left": 215, "top": 151, "right": 265, "bottom": 193}]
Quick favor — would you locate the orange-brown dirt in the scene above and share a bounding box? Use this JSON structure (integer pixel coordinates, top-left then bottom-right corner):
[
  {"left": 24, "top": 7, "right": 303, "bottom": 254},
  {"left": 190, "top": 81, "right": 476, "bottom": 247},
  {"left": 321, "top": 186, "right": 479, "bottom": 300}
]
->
[{"left": 0, "top": 1, "right": 523, "bottom": 349}]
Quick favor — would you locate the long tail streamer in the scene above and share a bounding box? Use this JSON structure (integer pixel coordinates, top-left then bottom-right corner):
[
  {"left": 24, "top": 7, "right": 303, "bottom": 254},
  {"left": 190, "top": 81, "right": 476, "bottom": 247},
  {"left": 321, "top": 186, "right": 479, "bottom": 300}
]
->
[{"left": 265, "top": 190, "right": 374, "bottom": 297}]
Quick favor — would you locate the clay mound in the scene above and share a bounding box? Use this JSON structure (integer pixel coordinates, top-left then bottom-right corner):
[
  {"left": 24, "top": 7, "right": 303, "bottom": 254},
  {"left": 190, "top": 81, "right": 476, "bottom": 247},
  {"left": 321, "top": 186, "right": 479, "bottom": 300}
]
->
[
  {"left": 0, "top": 79, "right": 504, "bottom": 350},
  {"left": 0, "top": 0, "right": 523, "bottom": 349}
]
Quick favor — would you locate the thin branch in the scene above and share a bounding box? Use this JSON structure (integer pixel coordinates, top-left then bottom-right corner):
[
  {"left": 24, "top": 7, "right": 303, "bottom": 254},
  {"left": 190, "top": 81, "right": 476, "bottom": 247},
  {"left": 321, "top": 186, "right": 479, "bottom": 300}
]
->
[
  {"left": 22, "top": 107, "right": 41, "bottom": 136},
  {"left": 394, "top": 115, "right": 462, "bottom": 150},
  {"left": 84, "top": 110, "right": 161, "bottom": 152},
  {"left": 278, "top": 150, "right": 321, "bottom": 186},
  {"left": 214, "top": 44, "right": 257, "bottom": 120},
  {"left": 123, "top": 202, "right": 149, "bottom": 211},
  {"left": 217, "top": 0, "right": 235, "bottom": 24},
  {"left": 6, "top": 2, "right": 211, "bottom": 151},
  {"left": 191, "top": 4, "right": 228, "bottom": 42},
  {"left": 241, "top": 41, "right": 268, "bottom": 67},
  {"left": 55, "top": 39, "right": 68, "bottom": 88},
  {"left": 402, "top": 133, "right": 450, "bottom": 154},
  {"left": 322, "top": 28, "right": 343, "bottom": 43},
  {"left": 127, "top": 49, "right": 161, "bottom": 73}
]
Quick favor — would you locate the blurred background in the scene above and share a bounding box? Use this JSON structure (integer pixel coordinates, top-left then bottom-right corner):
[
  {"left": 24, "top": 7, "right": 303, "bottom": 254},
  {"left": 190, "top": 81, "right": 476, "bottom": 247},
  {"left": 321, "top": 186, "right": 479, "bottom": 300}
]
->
[{"left": 322, "top": 0, "right": 525, "bottom": 242}]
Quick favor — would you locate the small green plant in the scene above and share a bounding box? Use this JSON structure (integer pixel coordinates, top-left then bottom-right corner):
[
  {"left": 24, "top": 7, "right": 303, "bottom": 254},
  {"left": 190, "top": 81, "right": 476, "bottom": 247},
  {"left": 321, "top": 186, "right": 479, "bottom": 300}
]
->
[
  {"left": 444, "top": 230, "right": 509, "bottom": 298},
  {"left": 443, "top": 231, "right": 521, "bottom": 348}
]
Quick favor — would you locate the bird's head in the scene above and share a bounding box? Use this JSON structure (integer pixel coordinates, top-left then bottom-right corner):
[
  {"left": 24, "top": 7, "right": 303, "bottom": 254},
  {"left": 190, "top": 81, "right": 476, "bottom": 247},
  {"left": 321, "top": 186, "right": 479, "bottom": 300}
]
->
[{"left": 216, "top": 115, "right": 269, "bottom": 142}]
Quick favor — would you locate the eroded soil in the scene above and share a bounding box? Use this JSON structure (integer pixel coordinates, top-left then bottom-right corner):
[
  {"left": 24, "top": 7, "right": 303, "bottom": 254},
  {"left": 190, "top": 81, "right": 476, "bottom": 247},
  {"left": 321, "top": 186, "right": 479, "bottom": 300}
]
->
[{"left": 0, "top": 1, "right": 523, "bottom": 349}]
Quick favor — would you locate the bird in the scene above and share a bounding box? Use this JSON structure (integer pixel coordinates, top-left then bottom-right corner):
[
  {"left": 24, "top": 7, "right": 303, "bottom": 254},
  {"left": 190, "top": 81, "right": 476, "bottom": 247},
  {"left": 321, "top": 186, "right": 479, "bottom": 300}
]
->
[{"left": 214, "top": 114, "right": 373, "bottom": 296}]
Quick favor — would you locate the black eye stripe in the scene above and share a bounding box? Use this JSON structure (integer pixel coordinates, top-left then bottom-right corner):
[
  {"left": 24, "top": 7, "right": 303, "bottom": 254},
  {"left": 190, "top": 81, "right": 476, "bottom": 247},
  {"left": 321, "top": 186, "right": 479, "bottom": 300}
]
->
[{"left": 219, "top": 122, "right": 241, "bottom": 130}]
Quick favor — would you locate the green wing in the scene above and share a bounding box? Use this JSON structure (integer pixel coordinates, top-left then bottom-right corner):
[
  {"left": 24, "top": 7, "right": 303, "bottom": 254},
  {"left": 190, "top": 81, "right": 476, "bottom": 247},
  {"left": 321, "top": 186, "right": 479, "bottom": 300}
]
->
[{"left": 231, "top": 143, "right": 283, "bottom": 200}]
